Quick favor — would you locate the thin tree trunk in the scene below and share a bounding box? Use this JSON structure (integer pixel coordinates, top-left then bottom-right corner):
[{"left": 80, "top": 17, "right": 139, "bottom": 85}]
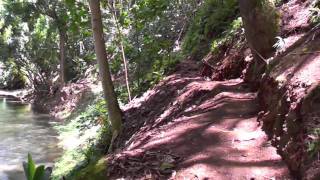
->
[
  {"left": 59, "top": 28, "right": 67, "bottom": 86},
  {"left": 89, "top": 0, "right": 123, "bottom": 136},
  {"left": 119, "top": 40, "right": 132, "bottom": 101},
  {"left": 108, "top": 2, "right": 132, "bottom": 101}
]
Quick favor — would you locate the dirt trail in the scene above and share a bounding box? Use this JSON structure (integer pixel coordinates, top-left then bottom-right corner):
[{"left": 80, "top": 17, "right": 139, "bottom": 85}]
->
[{"left": 108, "top": 60, "right": 291, "bottom": 179}]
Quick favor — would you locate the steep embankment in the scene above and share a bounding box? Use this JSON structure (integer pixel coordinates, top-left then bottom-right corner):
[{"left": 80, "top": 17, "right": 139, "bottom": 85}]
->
[
  {"left": 103, "top": 60, "right": 290, "bottom": 179},
  {"left": 258, "top": 1, "right": 320, "bottom": 179}
]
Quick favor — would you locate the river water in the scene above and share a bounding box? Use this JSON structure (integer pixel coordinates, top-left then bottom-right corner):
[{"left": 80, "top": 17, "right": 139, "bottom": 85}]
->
[{"left": 0, "top": 96, "right": 61, "bottom": 180}]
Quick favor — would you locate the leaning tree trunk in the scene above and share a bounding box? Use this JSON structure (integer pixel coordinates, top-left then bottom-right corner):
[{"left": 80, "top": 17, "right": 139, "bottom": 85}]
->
[
  {"left": 239, "top": 0, "right": 279, "bottom": 86},
  {"left": 58, "top": 28, "right": 67, "bottom": 86},
  {"left": 89, "top": 0, "right": 123, "bottom": 137}
]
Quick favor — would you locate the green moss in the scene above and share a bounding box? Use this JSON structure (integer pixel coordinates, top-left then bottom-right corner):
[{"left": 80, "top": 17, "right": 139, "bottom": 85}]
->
[{"left": 72, "top": 158, "right": 108, "bottom": 180}]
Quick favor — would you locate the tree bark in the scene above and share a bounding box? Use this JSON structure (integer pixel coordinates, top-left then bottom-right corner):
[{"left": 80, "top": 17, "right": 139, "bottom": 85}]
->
[
  {"left": 58, "top": 28, "right": 67, "bottom": 85},
  {"left": 89, "top": 0, "right": 123, "bottom": 134},
  {"left": 239, "top": 0, "right": 279, "bottom": 85}
]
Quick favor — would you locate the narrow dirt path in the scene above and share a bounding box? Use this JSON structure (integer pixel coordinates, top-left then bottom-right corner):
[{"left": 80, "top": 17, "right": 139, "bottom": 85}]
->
[
  {"left": 146, "top": 92, "right": 290, "bottom": 179},
  {"left": 109, "top": 61, "right": 291, "bottom": 179}
]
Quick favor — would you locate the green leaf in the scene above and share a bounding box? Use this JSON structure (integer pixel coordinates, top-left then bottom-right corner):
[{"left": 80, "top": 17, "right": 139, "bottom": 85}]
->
[
  {"left": 27, "top": 153, "right": 36, "bottom": 180},
  {"left": 65, "top": 0, "right": 75, "bottom": 6},
  {"left": 22, "top": 161, "right": 28, "bottom": 179},
  {"left": 160, "top": 162, "right": 175, "bottom": 171},
  {"left": 33, "top": 165, "right": 45, "bottom": 180}
]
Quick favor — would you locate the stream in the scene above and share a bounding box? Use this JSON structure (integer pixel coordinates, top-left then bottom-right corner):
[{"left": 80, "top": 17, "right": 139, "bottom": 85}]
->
[{"left": 0, "top": 95, "right": 61, "bottom": 180}]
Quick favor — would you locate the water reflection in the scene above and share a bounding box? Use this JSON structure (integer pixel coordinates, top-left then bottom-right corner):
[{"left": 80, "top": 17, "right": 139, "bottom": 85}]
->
[{"left": 0, "top": 97, "right": 61, "bottom": 180}]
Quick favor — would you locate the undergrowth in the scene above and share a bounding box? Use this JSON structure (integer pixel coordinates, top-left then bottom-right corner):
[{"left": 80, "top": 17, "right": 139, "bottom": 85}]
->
[
  {"left": 0, "top": 61, "right": 27, "bottom": 89},
  {"left": 51, "top": 96, "right": 112, "bottom": 180},
  {"left": 182, "top": 0, "right": 239, "bottom": 60},
  {"left": 116, "top": 51, "right": 183, "bottom": 103},
  {"left": 210, "top": 17, "right": 243, "bottom": 54},
  {"left": 307, "top": 128, "right": 320, "bottom": 158},
  {"left": 310, "top": 0, "right": 320, "bottom": 25}
]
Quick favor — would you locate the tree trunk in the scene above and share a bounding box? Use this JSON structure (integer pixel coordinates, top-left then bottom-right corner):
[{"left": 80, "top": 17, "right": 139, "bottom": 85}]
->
[
  {"left": 239, "top": 0, "right": 279, "bottom": 85},
  {"left": 89, "top": 0, "right": 123, "bottom": 135},
  {"left": 59, "top": 28, "right": 67, "bottom": 86}
]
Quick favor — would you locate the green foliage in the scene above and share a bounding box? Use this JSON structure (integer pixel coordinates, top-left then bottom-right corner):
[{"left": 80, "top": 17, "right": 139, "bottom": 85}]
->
[
  {"left": 182, "top": 0, "right": 239, "bottom": 60},
  {"left": 274, "top": 0, "right": 285, "bottom": 6},
  {"left": 210, "top": 17, "right": 243, "bottom": 54},
  {"left": 0, "top": 0, "right": 93, "bottom": 88},
  {"left": 0, "top": 60, "right": 27, "bottom": 89},
  {"left": 310, "top": 1, "right": 320, "bottom": 25},
  {"left": 132, "top": 51, "right": 183, "bottom": 97},
  {"left": 307, "top": 128, "right": 320, "bottom": 158},
  {"left": 51, "top": 96, "right": 112, "bottom": 180},
  {"left": 23, "top": 153, "right": 47, "bottom": 180},
  {"left": 103, "top": 0, "right": 196, "bottom": 100},
  {"left": 1, "top": 0, "right": 195, "bottom": 96}
]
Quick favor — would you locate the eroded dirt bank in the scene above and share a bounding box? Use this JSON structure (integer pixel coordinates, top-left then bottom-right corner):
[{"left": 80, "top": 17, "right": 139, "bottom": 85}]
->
[
  {"left": 257, "top": 1, "right": 320, "bottom": 179},
  {"left": 258, "top": 27, "right": 320, "bottom": 180},
  {"left": 31, "top": 80, "right": 98, "bottom": 119}
]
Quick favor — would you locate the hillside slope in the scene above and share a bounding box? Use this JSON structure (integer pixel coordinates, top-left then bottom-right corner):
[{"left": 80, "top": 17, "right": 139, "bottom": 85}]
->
[
  {"left": 258, "top": 0, "right": 320, "bottom": 179},
  {"left": 105, "top": 1, "right": 320, "bottom": 179},
  {"left": 56, "top": 1, "right": 320, "bottom": 179}
]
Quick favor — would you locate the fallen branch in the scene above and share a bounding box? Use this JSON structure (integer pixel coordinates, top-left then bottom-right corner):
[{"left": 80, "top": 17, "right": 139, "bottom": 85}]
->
[{"left": 288, "top": 51, "right": 320, "bottom": 55}]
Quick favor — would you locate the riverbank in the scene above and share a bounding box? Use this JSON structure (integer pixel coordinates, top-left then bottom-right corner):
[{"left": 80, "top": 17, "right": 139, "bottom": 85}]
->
[
  {"left": 0, "top": 89, "right": 32, "bottom": 101},
  {"left": 29, "top": 79, "right": 101, "bottom": 119}
]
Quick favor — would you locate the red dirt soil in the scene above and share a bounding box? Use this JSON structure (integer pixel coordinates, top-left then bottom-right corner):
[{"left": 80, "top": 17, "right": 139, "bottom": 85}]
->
[{"left": 107, "top": 60, "right": 291, "bottom": 180}]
